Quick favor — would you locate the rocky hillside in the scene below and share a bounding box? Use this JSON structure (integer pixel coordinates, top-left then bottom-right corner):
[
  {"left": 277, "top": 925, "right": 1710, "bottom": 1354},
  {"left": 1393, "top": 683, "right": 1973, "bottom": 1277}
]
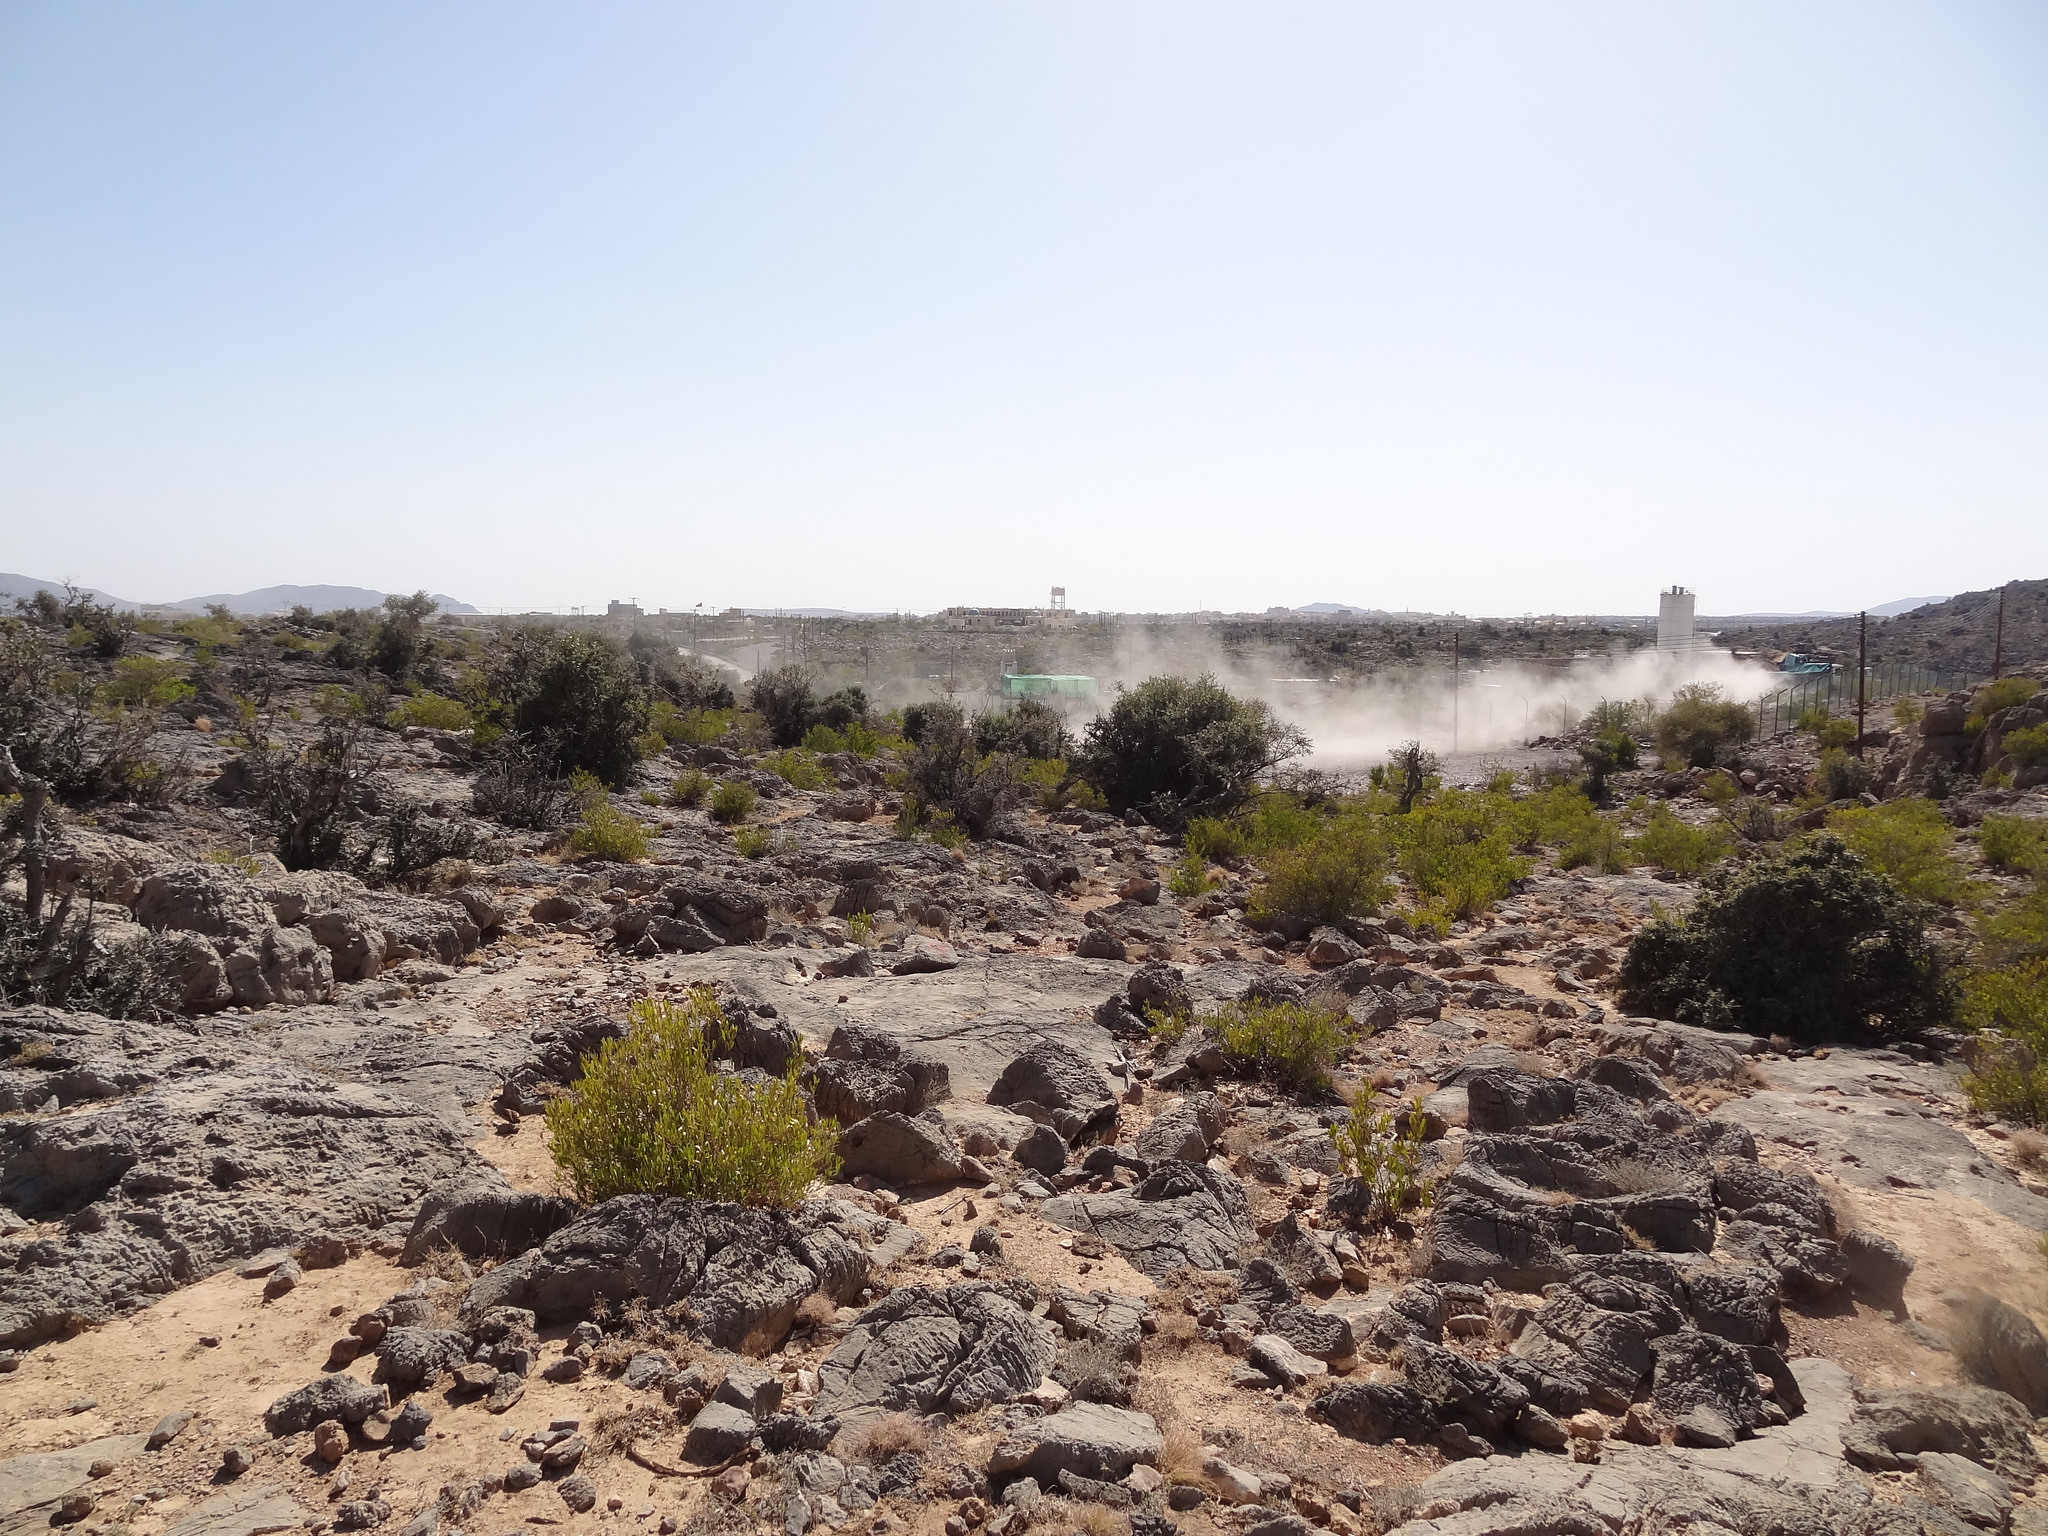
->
[
  {"left": 4, "top": 613, "right": 2048, "bottom": 1536},
  {"left": 1718, "top": 579, "right": 2048, "bottom": 677}
]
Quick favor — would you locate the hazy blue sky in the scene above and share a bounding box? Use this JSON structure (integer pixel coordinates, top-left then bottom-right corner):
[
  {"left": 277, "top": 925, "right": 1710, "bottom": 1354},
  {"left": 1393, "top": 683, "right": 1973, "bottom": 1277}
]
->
[{"left": 2, "top": 3, "right": 2044, "bottom": 615}]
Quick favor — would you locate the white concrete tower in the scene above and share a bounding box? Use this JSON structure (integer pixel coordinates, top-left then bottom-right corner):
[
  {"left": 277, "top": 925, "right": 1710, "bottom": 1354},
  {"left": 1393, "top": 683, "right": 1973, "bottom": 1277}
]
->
[{"left": 1657, "top": 586, "right": 1696, "bottom": 651}]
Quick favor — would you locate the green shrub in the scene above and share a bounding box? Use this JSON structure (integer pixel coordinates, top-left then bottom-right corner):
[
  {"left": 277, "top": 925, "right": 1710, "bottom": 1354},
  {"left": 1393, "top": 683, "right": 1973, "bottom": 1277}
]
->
[
  {"left": 1327, "top": 1098, "right": 1433, "bottom": 1225},
  {"left": 571, "top": 802, "right": 651, "bottom": 862},
  {"left": 1796, "top": 705, "right": 1833, "bottom": 734},
  {"left": 1699, "top": 772, "right": 1738, "bottom": 806},
  {"left": 1828, "top": 798, "right": 1972, "bottom": 905},
  {"left": 667, "top": 770, "right": 712, "bottom": 808},
  {"left": 1167, "top": 851, "right": 1215, "bottom": 898},
  {"left": 2006, "top": 724, "right": 2048, "bottom": 769},
  {"left": 1974, "top": 678, "right": 2042, "bottom": 719},
  {"left": 500, "top": 631, "right": 649, "bottom": 787},
  {"left": 1184, "top": 815, "right": 1247, "bottom": 863},
  {"left": 1617, "top": 835, "right": 1959, "bottom": 1039},
  {"left": 1576, "top": 729, "right": 1638, "bottom": 801},
  {"left": 710, "top": 780, "right": 757, "bottom": 824},
  {"left": 1076, "top": 675, "right": 1309, "bottom": 830},
  {"left": 1392, "top": 789, "right": 1529, "bottom": 924},
  {"left": 1630, "top": 804, "right": 1730, "bottom": 877},
  {"left": 1981, "top": 815, "right": 2048, "bottom": 875},
  {"left": 1817, "top": 718, "right": 1857, "bottom": 752},
  {"left": 1723, "top": 795, "right": 1781, "bottom": 844},
  {"left": 1513, "top": 783, "right": 1599, "bottom": 849},
  {"left": 386, "top": 692, "right": 473, "bottom": 731},
  {"left": 1818, "top": 748, "right": 1873, "bottom": 802},
  {"left": 1961, "top": 958, "right": 2048, "bottom": 1123},
  {"left": 1587, "top": 698, "right": 1649, "bottom": 736},
  {"left": 544, "top": 992, "right": 840, "bottom": 1206},
  {"left": 639, "top": 789, "right": 662, "bottom": 805},
  {"left": 748, "top": 666, "right": 816, "bottom": 748},
  {"left": 664, "top": 708, "right": 733, "bottom": 745},
  {"left": 801, "top": 724, "right": 847, "bottom": 754},
  {"left": 1893, "top": 696, "right": 1923, "bottom": 731},
  {"left": 815, "top": 686, "right": 869, "bottom": 730},
  {"left": 98, "top": 656, "right": 194, "bottom": 708},
  {"left": 763, "top": 749, "right": 826, "bottom": 790},
  {"left": 843, "top": 721, "right": 882, "bottom": 757},
  {"left": 1214, "top": 999, "right": 1348, "bottom": 1094},
  {"left": 1653, "top": 684, "right": 1756, "bottom": 769},
  {"left": 734, "top": 827, "right": 770, "bottom": 859},
  {"left": 1249, "top": 815, "right": 1391, "bottom": 929},
  {"left": 1018, "top": 757, "right": 1098, "bottom": 812},
  {"left": 847, "top": 910, "right": 875, "bottom": 946},
  {"left": 973, "top": 698, "right": 1072, "bottom": 761},
  {"left": 1243, "top": 794, "right": 1324, "bottom": 855},
  {"left": 1559, "top": 817, "right": 1632, "bottom": 873}
]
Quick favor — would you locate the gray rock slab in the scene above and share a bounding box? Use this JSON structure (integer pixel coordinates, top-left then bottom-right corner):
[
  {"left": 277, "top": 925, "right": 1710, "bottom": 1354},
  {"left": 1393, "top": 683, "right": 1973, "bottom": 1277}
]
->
[
  {"left": 0, "top": 1435, "right": 149, "bottom": 1520},
  {"left": 161, "top": 1485, "right": 312, "bottom": 1536}
]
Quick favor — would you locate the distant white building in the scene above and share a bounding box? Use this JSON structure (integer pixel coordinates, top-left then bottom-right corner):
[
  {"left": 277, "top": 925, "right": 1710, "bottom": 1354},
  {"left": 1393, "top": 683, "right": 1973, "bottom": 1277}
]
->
[{"left": 1657, "top": 586, "right": 1696, "bottom": 650}]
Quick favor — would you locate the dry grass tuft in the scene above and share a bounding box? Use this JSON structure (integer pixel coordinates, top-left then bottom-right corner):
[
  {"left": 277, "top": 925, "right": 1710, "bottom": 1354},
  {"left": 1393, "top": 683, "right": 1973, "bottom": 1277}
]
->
[
  {"left": 1027, "top": 1499, "right": 1124, "bottom": 1536},
  {"left": 1603, "top": 1158, "right": 1682, "bottom": 1195},
  {"left": 2010, "top": 1129, "right": 2048, "bottom": 1172},
  {"left": 1736, "top": 1059, "right": 1777, "bottom": 1091},
  {"left": 842, "top": 1412, "right": 930, "bottom": 1465},
  {"left": 1156, "top": 1425, "right": 1204, "bottom": 1485},
  {"left": 591, "top": 1404, "right": 671, "bottom": 1456},
  {"left": 794, "top": 1291, "right": 839, "bottom": 1333}
]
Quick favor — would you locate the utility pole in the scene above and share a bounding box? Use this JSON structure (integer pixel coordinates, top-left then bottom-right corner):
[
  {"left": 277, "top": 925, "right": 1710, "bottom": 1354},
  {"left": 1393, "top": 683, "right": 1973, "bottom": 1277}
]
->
[
  {"left": 1452, "top": 631, "right": 1461, "bottom": 754},
  {"left": 1855, "top": 611, "right": 1868, "bottom": 759},
  {"left": 1994, "top": 585, "right": 2006, "bottom": 680}
]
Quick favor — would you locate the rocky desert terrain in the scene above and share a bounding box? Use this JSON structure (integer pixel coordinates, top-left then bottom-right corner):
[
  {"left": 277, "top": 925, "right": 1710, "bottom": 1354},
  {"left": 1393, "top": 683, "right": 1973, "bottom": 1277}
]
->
[{"left": 5, "top": 600, "right": 2048, "bottom": 1536}]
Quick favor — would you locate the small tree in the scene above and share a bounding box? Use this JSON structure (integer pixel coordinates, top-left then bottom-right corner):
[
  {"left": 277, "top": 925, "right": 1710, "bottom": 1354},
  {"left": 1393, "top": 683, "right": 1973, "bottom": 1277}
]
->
[
  {"left": 1077, "top": 675, "right": 1308, "bottom": 830},
  {"left": 1383, "top": 741, "right": 1439, "bottom": 814},
  {"left": 973, "top": 699, "right": 1071, "bottom": 761},
  {"left": 510, "top": 632, "right": 648, "bottom": 787},
  {"left": 546, "top": 991, "right": 840, "bottom": 1207},
  {"left": 1617, "top": 835, "right": 1958, "bottom": 1039},
  {"left": 1653, "top": 684, "right": 1755, "bottom": 769},
  {"left": 748, "top": 665, "right": 816, "bottom": 749},
  {"left": 369, "top": 591, "right": 437, "bottom": 680}
]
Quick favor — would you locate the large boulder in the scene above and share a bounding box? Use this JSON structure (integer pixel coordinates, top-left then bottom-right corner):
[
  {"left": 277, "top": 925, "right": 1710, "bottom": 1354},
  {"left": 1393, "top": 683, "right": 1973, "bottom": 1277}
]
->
[
  {"left": 462, "top": 1196, "right": 873, "bottom": 1357},
  {"left": 1844, "top": 1384, "right": 2043, "bottom": 1478},
  {"left": 988, "top": 1041, "right": 1119, "bottom": 1143},
  {"left": 837, "top": 1113, "right": 964, "bottom": 1187},
  {"left": 402, "top": 1170, "right": 578, "bottom": 1266},
  {"left": 1424, "top": 1192, "right": 1576, "bottom": 1291},
  {"left": 1134, "top": 1094, "right": 1224, "bottom": 1165},
  {"left": 1313, "top": 1381, "right": 1439, "bottom": 1445},
  {"left": 264, "top": 1376, "right": 388, "bottom": 1436},
  {"left": 814, "top": 1282, "right": 1057, "bottom": 1420},
  {"left": 986, "top": 1403, "right": 1162, "bottom": 1483},
  {"left": 1041, "top": 1163, "right": 1256, "bottom": 1279},
  {"left": 1650, "top": 1329, "right": 1765, "bottom": 1438}
]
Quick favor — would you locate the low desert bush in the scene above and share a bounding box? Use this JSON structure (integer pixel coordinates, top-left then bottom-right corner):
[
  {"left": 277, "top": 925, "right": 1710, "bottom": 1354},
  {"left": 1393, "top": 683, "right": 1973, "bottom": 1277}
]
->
[
  {"left": 709, "top": 780, "right": 756, "bottom": 824},
  {"left": 1829, "top": 798, "right": 1974, "bottom": 906},
  {"left": 571, "top": 802, "right": 651, "bottom": 863},
  {"left": 1724, "top": 796, "right": 1781, "bottom": 843},
  {"left": 842, "top": 1412, "right": 929, "bottom": 1465},
  {"left": 1630, "top": 804, "right": 1730, "bottom": 877},
  {"left": 1248, "top": 814, "right": 1390, "bottom": 929},
  {"left": 1617, "top": 835, "right": 1959, "bottom": 1040},
  {"left": 1183, "top": 815, "right": 1246, "bottom": 863},
  {"left": 667, "top": 770, "right": 712, "bottom": 808},
  {"left": 748, "top": 665, "right": 816, "bottom": 749},
  {"left": 1075, "top": 674, "right": 1308, "bottom": 830},
  {"left": 734, "top": 827, "right": 770, "bottom": 859},
  {"left": 1392, "top": 788, "right": 1529, "bottom": 926},
  {"left": 387, "top": 692, "right": 473, "bottom": 731},
  {"left": 1577, "top": 729, "right": 1639, "bottom": 801},
  {"left": 1893, "top": 696, "right": 1923, "bottom": 731},
  {"left": 2006, "top": 724, "right": 2048, "bottom": 769},
  {"left": 1166, "top": 851, "right": 1214, "bottom": 898},
  {"left": 1972, "top": 678, "right": 2042, "bottom": 724},
  {"left": 1214, "top": 998, "right": 1348, "bottom": 1094},
  {"left": 1981, "top": 815, "right": 2048, "bottom": 875},
  {"left": 1818, "top": 748, "right": 1874, "bottom": 802},
  {"left": 762, "top": 749, "right": 826, "bottom": 790},
  {"left": 545, "top": 991, "right": 840, "bottom": 1206},
  {"left": 1559, "top": 816, "right": 1632, "bottom": 874},
  {"left": 1700, "top": 772, "right": 1738, "bottom": 806},
  {"left": 1653, "top": 683, "right": 1755, "bottom": 769},
  {"left": 1326, "top": 1097, "right": 1432, "bottom": 1224}
]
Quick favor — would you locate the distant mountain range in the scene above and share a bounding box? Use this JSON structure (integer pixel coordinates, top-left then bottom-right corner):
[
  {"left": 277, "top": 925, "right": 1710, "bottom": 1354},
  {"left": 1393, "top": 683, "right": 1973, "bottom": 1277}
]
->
[{"left": 0, "top": 575, "right": 475, "bottom": 616}]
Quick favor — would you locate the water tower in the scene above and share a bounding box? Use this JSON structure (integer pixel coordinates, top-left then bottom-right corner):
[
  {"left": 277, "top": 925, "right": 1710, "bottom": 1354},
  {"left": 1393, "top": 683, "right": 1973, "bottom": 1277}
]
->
[{"left": 1657, "top": 586, "right": 1696, "bottom": 651}]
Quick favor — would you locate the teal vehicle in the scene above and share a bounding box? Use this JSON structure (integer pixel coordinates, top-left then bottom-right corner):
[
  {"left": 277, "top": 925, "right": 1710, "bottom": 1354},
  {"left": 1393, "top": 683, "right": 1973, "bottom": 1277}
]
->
[
  {"left": 1778, "top": 654, "right": 1835, "bottom": 675},
  {"left": 999, "top": 674, "right": 1098, "bottom": 700}
]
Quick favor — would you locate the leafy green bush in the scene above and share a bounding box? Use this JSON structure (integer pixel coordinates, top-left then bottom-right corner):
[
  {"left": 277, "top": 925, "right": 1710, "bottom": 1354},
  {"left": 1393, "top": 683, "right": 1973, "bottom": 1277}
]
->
[
  {"left": 905, "top": 702, "right": 1025, "bottom": 838},
  {"left": 1816, "top": 718, "right": 1858, "bottom": 752},
  {"left": 98, "top": 656, "right": 194, "bottom": 708},
  {"left": 657, "top": 707, "right": 732, "bottom": 746},
  {"left": 1699, "top": 772, "right": 1738, "bottom": 806},
  {"left": 472, "top": 736, "right": 574, "bottom": 830},
  {"left": 1828, "top": 799, "right": 1973, "bottom": 905},
  {"left": 1587, "top": 698, "right": 1650, "bottom": 735},
  {"left": 1184, "top": 815, "right": 1247, "bottom": 863},
  {"left": 1893, "top": 696, "right": 1923, "bottom": 730},
  {"left": 500, "top": 631, "right": 648, "bottom": 787},
  {"left": 748, "top": 666, "right": 816, "bottom": 748},
  {"left": 734, "top": 827, "right": 770, "bottom": 859},
  {"left": 763, "top": 749, "right": 826, "bottom": 790},
  {"left": 1392, "top": 789, "right": 1529, "bottom": 925},
  {"left": 571, "top": 802, "right": 651, "bottom": 862},
  {"left": 1796, "top": 705, "right": 1833, "bottom": 734},
  {"left": 710, "top": 780, "right": 757, "bottom": 824},
  {"left": 1513, "top": 783, "right": 1599, "bottom": 849},
  {"left": 1974, "top": 678, "right": 2042, "bottom": 719},
  {"left": 1167, "top": 852, "right": 1215, "bottom": 898},
  {"left": 1617, "top": 835, "right": 1959, "bottom": 1039},
  {"left": 1559, "top": 817, "right": 1632, "bottom": 873},
  {"left": 1981, "top": 815, "right": 2048, "bottom": 875},
  {"left": 1327, "top": 1098, "right": 1433, "bottom": 1225},
  {"left": 387, "top": 692, "right": 472, "bottom": 731},
  {"left": 1960, "top": 881, "right": 2048, "bottom": 1122},
  {"left": 1629, "top": 804, "right": 1730, "bottom": 876},
  {"left": 801, "top": 724, "right": 847, "bottom": 754},
  {"left": 2006, "top": 724, "right": 2048, "bottom": 769},
  {"left": 1242, "top": 794, "right": 1324, "bottom": 854},
  {"left": 973, "top": 699, "right": 1071, "bottom": 761},
  {"left": 1818, "top": 748, "right": 1873, "bottom": 802},
  {"left": 667, "top": 770, "right": 712, "bottom": 808},
  {"left": 1076, "top": 675, "right": 1308, "bottom": 830},
  {"left": 545, "top": 992, "right": 840, "bottom": 1206},
  {"left": 1653, "top": 684, "right": 1756, "bottom": 769},
  {"left": 843, "top": 721, "right": 882, "bottom": 757},
  {"left": 1214, "top": 999, "right": 1348, "bottom": 1094},
  {"left": 1249, "top": 815, "right": 1391, "bottom": 929},
  {"left": 1577, "top": 729, "right": 1639, "bottom": 801},
  {"left": 816, "top": 686, "right": 869, "bottom": 729}
]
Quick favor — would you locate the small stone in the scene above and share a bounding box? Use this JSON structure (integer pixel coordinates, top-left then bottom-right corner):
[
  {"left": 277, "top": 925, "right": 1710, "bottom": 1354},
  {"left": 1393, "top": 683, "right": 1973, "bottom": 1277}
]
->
[
  {"left": 541, "top": 1355, "right": 584, "bottom": 1383},
  {"left": 945, "top": 1519, "right": 970, "bottom": 1536},
  {"left": 503, "top": 1465, "right": 541, "bottom": 1492},
  {"left": 1566, "top": 1413, "right": 1606, "bottom": 1442},
  {"left": 147, "top": 1409, "right": 194, "bottom": 1450},
  {"left": 1167, "top": 1485, "right": 1206, "bottom": 1511},
  {"left": 199, "top": 1334, "right": 222, "bottom": 1347},
  {"left": 1124, "top": 1466, "right": 1163, "bottom": 1495},
  {"left": 486, "top": 1373, "right": 526, "bottom": 1414},
  {"left": 1570, "top": 1437, "right": 1602, "bottom": 1464},
  {"left": 314, "top": 1421, "right": 351, "bottom": 1464},
  {"left": 608, "top": 1498, "right": 625, "bottom": 1512},
  {"left": 540, "top": 1436, "right": 587, "bottom": 1473},
  {"left": 263, "top": 1258, "right": 303, "bottom": 1300},
  {"left": 63, "top": 1397, "right": 98, "bottom": 1414},
  {"left": 710, "top": 1465, "right": 752, "bottom": 1502},
  {"left": 87, "top": 1460, "right": 117, "bottom": 1480},
  {"left": 57, "top": 1493, "right": 94, "bottom": 1522},
  {"left": 221, "top": 1445, "right": 253, "bottom": 1477},
  {"left": 558, "top": 1477, "right": 598, "bottom": 1515}
]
